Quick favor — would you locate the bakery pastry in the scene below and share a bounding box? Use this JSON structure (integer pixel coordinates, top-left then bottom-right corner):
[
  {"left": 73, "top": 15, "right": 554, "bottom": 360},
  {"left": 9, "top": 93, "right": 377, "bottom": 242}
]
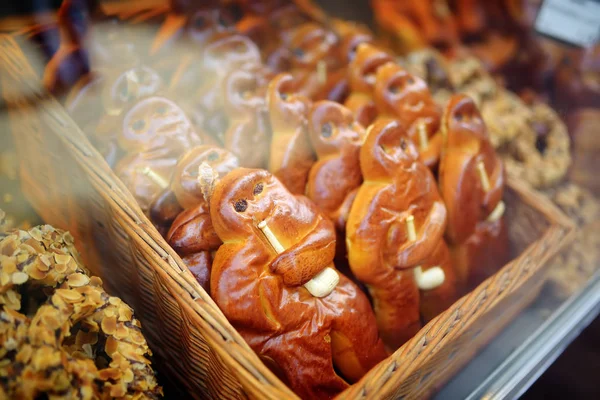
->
[
  {"left": 344, "top": 43, "right": 393, "bottom": 127},
  {"left": 373, "top": 62, "right": 443, "bottom": 169},
  {"left": 166, "top": 146, "right": 239, "bottom": 290},
  {"left": 346, "top": 120, "right": 457, "bottom": 350},
  {"left": 266, "top": 73, "right": 316, "bottom": 194},
  {"left": 306, "top": 101, "right": 364, "bottom": 231},
  {"left": 221, "top": 67, "right": 273, "bottom": 168},
  {"left": 438, "top": 94, "right": 509, "bottom": 287},
  {"left": 209, "top": 168, "right": 387, "bottom": 399}
]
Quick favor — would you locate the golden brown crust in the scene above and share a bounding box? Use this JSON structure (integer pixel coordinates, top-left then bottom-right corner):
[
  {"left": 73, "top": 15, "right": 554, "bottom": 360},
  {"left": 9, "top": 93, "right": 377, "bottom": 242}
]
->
[
  {"left": 306, "top": 101, "right": 364, "bottom": 230},
  {"left": 221, "top": 67, "right": 273, "bottom": 168},
  {"left": 171, "top": 146, "right": 240, "bottom": 210},
  {"left": 439, "top": 94, "right": 508, "bottom": 286},
  {"left": 373, "top": 62, "right": 443, "bottom": 168},
  {"left": 439, "top": 94, "right": 505, "bottom": 244},
  {"left": 266, "top": 74, "right": 316, "bottom": 194},
  {"left": 347, "top": 120, "right": 456, "bottom": 349},
  {"left": 209, "top": 168, "right": 386, "bottom": 398}
]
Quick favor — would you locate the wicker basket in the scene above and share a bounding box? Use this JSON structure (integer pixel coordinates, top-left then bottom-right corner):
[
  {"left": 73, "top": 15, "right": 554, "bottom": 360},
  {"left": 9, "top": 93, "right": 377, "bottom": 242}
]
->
[{"left": 0, "top": 34, "right": 575, "bottom": 400}]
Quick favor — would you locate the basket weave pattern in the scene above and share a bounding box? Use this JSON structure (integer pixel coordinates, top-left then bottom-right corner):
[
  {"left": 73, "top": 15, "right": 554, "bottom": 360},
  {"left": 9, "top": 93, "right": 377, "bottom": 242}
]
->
[{"left": 0, "top": 35, "right": 575, "bottom": 400}]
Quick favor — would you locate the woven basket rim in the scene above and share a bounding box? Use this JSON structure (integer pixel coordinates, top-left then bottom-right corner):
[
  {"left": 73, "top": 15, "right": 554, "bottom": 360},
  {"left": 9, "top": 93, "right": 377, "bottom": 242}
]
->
[{"left": 0, "top": 33, "right": 577, "bottom": 400}]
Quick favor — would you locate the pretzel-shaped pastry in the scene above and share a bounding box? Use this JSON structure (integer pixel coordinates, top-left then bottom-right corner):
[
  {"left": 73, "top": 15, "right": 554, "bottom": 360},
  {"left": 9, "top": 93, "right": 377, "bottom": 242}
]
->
[
  {"left": 438, "top": 94, "right": 509, "bottom": 287},
  {"left": 209, "top": 168, "right": 386, "bottom": 398},
  {"left": 266, "top": 74, "right": 316, "bottom": 194},
  {"left": 344, "top": 43, "right": 393, "bottom": 127},
  {"left": 373, "top": 62, "right": 443, "bottom": 169},
  {"left": 346, "top": 120, "right": 458, "bottom": 349}
]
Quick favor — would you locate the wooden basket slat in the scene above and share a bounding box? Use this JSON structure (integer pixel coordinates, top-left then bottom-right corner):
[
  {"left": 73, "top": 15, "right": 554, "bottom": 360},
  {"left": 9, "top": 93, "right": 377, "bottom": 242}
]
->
[{"left": 0, "top": 33, "right": 576, "bottom": 400}]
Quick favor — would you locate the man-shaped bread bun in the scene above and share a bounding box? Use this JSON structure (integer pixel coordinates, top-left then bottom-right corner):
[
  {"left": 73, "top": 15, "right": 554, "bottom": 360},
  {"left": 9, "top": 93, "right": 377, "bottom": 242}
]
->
[
  {"left": 306, "top": 101, "right": 365, "bottom": 231},
  {"left": 210, "top": 168, "right": 386, "bottom": 399},
  {"left": 114, "top": 97, "right": 206, "bottom": 213},
  {"left": 288, "top": 23, "right": 346, "bottom": 101},
  {"left": 346, "top": 120, "right": 458, "bottom": 350},
  {"left": 438, "top": 94, "right": 509, "bottom": 288},
  {"left": 266, "top": 74, "right": 316, "bottom": 195},
  {"left": 221, "top": 67, "right": 272, "bottom": 168},
  {"left": 373, "top": 62, "right": 443, "bottom": 169},
  {"left": 344, "top": 43, "right": 393, "bottom": 127},
  {"left": 165, "top": 146, "right": 239, "bottom": 290}
]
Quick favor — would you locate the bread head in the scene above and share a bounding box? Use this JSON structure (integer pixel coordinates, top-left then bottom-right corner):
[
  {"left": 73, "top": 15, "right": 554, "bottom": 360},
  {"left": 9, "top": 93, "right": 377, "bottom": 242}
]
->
[
  {"left": 359, "top": 119, "right": 419, "bottom": 181},
  {"left": 307, "top": 101, "right": 364, "bottom": 158},
  {"left": 172, "top": 145, "right": 239, "bottom": 209},
  {"left": 348, "top": 43, "right": 393, "bottom": 93}
]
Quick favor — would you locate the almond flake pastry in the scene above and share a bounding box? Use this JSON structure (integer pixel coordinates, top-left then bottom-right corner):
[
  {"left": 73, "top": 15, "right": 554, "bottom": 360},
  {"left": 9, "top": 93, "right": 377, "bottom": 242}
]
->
[{"left": 0, "top": 220, "right": 162, "bottom": 399}]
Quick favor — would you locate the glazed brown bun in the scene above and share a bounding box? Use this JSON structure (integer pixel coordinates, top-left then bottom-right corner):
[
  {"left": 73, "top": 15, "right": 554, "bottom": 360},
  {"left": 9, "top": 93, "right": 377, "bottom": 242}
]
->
[
  {"left": 221, "top": 67, "right": 272, "bottom": 168},
  {"left": 306, "top": 101, "right": 364, "bottom": 231},
  {"left": 344, "top": 43, "right": 393, "bottom": 127},
  {"left": 113, "top": 97, "right": 207, "bottom": 214},
  {"left": 438, "top": 94, "right": 509, "bottom": 287},
  {"left": 346, "top": 120, "right": 457, "bottom": 349},
  {"left": 166, "top": 145, "right": 239, "bottom": 290},
  {"left": 266, "top": 74, "right": 316, "bottom": 194},
  {"left": 373, "top": 62, "right": 443, "bottom": 169},
  {"left": 210, "top": 168, "right": 386, "bottom": 399}
]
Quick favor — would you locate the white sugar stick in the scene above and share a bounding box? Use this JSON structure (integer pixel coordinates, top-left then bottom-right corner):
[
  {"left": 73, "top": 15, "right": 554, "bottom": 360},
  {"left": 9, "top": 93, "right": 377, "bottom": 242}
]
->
[
  {"left": 406, "top": 215, "right": 445, "bottom": 290},
  {"left": 417, "top": 121, "right": 429, "bottom": 151},
  {"left": 476, "top": 161, "right": 506, "bottom": 221},
  {"left": 486, "top": 201, "right": 506, "bottom": 222},
  {"left": 317, "top": 60, "right": 327, "bottom": 85},
  {"left": 257, "top": 220, "right": 339, "bottom": 298},
  {"left": 476, "top": 161, "right": 491, "bottom": 192},
  {"left": 139, "top": 167, "right": 168, "bottom": 189}
]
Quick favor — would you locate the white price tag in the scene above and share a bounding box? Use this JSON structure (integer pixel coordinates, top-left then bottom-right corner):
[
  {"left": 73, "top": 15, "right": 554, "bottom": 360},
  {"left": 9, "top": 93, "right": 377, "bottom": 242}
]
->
[{"left": 535, "top": 0, "right": 600, "bottom": 47}]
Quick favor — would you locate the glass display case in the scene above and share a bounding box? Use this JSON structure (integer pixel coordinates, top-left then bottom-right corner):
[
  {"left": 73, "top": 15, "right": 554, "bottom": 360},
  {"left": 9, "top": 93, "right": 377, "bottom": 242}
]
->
[{"left": 0, "top": 1, "right": 597, "bottom": 399}]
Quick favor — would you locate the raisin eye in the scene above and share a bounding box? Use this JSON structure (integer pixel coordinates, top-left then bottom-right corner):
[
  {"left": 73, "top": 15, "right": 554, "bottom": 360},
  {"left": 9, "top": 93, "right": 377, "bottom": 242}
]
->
[
  {"left": 280, "top": 92, "right": 288, "bottom": 100},
  {"left": 349, "top": 45, "right": 358, "bottom": 60},
  {"left": 218, "top": 14, "right": 229, "bottom": 27},
  {"left": 454, "top": 113, "right": 463, "bottom": 122},
  {"left": 132, "top": 120, "right": 145, "bottom": 131},
  {"left": 253, "top": 182, "right": 264, "bottom": 195},
  {"left": 321, "top": 122, "right": 333, "bottom": 138},
  {"left": 194, "top": 16, "right": 205, "bottom": 28},
  {"left": 407, "top": 77, "right": 415, "bottom": 84},
  {"left": 119, "top": 84, "right": 128, "bottom": 99},
  {"left": 388, "top": 84, "right": 400, "bottom": 94},
  {"left": 400, "top": 138, "right": 407, "bottom": 150},
  {"left": 207, "top": 151, "right": 219, "bottom": 161},
  {"left": 156, "top": 106, "right": 167, "bottom": 115},
  {"left": 292, "top": 48, "right": 304, "bottom": 58},
  {"left": 234, "top": 199, "right": 248, "bottom": 212}
]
